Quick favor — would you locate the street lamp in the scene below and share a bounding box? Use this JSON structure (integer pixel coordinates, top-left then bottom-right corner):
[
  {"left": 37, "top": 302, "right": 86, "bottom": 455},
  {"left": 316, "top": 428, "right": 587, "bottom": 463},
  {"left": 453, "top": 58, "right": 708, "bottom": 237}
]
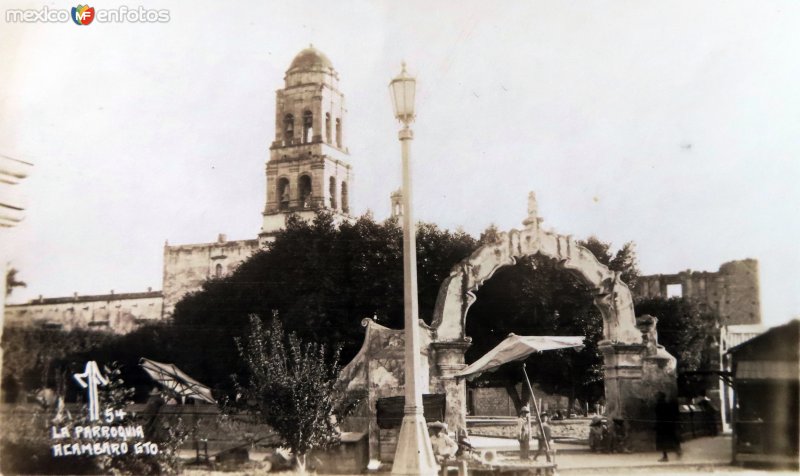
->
[{"left": 389, "top": 64, "right": 438, "bottom": 475}]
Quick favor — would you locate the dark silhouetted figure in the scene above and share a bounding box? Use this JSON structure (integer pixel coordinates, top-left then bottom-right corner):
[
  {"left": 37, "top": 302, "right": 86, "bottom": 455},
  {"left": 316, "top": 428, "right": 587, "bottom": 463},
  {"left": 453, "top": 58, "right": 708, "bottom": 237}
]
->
[{"left": 655, "top": 392, "right": 682, "bottom": 462}]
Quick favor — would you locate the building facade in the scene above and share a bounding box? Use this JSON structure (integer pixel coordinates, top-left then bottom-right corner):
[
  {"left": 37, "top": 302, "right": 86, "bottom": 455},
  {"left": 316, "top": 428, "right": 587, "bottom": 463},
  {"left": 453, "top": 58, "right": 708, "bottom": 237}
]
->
[
  {"left": 4, "top": 290, "right": 163, "bottom": 334},
  {"left": 161, "top": 235, "right": 261, "bottom": 318}
]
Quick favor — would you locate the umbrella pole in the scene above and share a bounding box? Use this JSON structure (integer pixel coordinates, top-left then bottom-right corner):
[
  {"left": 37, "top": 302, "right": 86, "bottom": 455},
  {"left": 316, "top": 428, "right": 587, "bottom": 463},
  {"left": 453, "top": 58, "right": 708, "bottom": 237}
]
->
[{"left": 522, "top": 363, "right": 552, "bottom": 457}]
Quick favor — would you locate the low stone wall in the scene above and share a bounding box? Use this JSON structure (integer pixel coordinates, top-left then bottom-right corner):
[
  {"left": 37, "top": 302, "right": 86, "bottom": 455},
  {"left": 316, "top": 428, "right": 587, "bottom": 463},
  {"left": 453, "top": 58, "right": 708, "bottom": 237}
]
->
[
  {"left": 468, "top": 385, "right": 576, "bottom": 417},
  {"left": 467, "top": 417, "right": 592, "bottom": 441}
]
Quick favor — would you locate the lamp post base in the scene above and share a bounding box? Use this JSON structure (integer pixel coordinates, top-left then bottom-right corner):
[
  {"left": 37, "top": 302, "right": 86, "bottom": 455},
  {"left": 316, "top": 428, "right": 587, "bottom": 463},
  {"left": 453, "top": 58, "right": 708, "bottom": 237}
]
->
[{"left": 391, "top": 412, "right": 439, "bottom": 475}]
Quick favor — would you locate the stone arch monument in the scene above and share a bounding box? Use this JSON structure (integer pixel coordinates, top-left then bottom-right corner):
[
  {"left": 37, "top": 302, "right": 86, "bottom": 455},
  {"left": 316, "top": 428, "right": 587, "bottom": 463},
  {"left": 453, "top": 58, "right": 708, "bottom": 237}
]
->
[{"left": 427, "top": 192, "right": 677, "bottom": 449}]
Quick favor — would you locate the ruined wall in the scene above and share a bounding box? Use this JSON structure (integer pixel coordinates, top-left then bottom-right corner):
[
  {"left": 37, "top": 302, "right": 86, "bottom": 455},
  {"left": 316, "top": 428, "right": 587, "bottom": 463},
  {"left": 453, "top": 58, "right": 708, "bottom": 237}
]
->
[
  {"left": 4, "top": 290, "right": 163, "bottom": 334},
  {"left": 635, "top": 259, "right": 761, "bottom": 325},
  {"left": 161, "top": 235, "right": 260, "bottom": 317}
]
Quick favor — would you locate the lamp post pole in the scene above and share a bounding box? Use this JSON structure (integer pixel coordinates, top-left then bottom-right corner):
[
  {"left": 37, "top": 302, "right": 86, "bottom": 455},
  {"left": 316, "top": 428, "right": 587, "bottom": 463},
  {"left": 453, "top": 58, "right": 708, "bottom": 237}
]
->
[{"left": 389, "top": 64, "right": 438, "bottom": 476}]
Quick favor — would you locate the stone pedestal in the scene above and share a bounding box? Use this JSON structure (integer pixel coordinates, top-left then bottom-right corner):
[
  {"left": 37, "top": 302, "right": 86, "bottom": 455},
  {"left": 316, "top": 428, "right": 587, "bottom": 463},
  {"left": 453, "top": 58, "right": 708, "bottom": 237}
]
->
[
  {"left": 599, "top": 337, "right": 677, "bottom": 451},
  {"left": 431, "top": 340, "right": 471, "bottom": 431},
  {"left": 391, "top": 410, "right": 439, "bottom": 476}
]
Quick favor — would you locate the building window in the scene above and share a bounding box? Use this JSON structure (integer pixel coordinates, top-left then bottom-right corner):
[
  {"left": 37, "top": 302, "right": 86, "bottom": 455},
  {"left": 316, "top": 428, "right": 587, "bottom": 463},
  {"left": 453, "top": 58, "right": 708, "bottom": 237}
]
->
[
  {"left": 215, "top": 263, "right": 223, "bottom": 278},
  {"left": 278, "top": 177, "right": 290, "bottom": 210},
  {"left": 283, "top": 114, "right": 294, "bottom": 145},
  {"left": 335, "top": 118, "right": 342, "bottom": 148},
  {"left": 303, "top": 110, "right": 313, "bottom": 144},
  {"left": 329, "top": 177, "right": 337, "bottom": 209},
  {"left": 666, "top": 284, "right": 683, "bottom": 298},
  {"left": 341, "top": 181, "right": 349, "bottom": 213},
  {"left": 325, "top": 113, "right": 332, "bottom": 144},
  {"left": 299, "top": 175, "right": 312, "bottom": 209}
]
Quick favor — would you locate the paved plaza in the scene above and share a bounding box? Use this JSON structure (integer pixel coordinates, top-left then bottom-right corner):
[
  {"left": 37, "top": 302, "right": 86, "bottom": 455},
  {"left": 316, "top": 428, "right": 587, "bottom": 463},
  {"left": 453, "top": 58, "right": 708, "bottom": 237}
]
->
[{"left": 183, "top": 434, "right": 799, "bottom": 475}]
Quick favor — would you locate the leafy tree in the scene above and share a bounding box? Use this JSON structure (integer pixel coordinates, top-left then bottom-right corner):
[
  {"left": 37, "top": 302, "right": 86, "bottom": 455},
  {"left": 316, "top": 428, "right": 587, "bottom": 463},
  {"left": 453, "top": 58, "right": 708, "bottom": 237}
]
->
[
  {"left": 235, "top": 315, "right": 345, "bottom": 473},
  {"left": 634, "top": 297, "right": 719, "bottom": 375},
  {"left": 416, "top": 222, "right": 478, "bottom": 318},
  {"left": 1, "top": 327, "right": 114, "bottom": 398},
  {"left": 168, "top": 211, "right": 476, "bottom": 395},
  {"left": 633, "top": 297, "right": 720, "bottom": 397},
  {"left": 580, "top": 236, "right": 640, "bottom": 288},
  {"left": 478, "top": 223, "right": 501, "bottom": 245},
  {"left": 5, "top": 267, "right": 26, "bottom": 297},
  {"left": 609, "top": 241, "right": 639, "bottom": 289}
]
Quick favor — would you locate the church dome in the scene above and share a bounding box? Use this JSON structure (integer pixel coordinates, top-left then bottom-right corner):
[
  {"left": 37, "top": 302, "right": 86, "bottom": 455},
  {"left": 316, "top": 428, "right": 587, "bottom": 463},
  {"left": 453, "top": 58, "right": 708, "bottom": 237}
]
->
[{"left": 288, "top": 46, "right": 334, "bottom": 72}]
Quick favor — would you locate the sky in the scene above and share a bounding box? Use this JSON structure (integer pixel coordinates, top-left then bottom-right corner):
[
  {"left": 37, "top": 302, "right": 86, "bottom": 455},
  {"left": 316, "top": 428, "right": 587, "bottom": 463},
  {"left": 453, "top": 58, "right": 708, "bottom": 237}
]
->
[{"left": 1, "top": 0, "right": 798, "bottom": 328}]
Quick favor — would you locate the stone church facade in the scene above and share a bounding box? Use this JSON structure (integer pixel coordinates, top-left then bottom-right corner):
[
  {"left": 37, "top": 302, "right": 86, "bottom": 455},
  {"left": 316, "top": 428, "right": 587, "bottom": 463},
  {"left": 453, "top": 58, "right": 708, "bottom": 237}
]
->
[{"left": 6, "top": 46, "right": 355, "bottom": 330}]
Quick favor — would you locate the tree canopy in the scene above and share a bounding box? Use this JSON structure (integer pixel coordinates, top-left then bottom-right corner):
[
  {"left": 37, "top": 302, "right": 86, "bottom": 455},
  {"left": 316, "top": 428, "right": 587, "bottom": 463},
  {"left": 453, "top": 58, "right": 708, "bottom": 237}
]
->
[
  {"left": 634, "top": 297, "right": 719, "bottom": 373},
  {"left": 164, "top": 211, "right": 477, "bottom": 396}
]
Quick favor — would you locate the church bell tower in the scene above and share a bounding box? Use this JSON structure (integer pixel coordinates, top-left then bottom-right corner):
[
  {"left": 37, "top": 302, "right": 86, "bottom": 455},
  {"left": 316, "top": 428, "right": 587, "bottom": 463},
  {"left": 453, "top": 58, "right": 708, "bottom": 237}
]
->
[{"left": 259, "top": 45, "right": 354, "bottom": 244}]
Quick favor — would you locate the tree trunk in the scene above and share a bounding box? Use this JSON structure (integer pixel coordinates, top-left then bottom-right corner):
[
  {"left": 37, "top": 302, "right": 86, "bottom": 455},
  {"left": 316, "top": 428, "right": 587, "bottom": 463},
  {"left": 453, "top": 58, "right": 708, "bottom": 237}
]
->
[
  {"left": 521, "top": 381, "right": 531, "bottom": 409},
  {"left": 504, "top": 382, "right": 523, "bottom": 414},
  {"left": 296, "top": 453, "right": 307, "bottom": 474},
  {"left": 568, "top": 383, "right": 576, "bottom": 417}
]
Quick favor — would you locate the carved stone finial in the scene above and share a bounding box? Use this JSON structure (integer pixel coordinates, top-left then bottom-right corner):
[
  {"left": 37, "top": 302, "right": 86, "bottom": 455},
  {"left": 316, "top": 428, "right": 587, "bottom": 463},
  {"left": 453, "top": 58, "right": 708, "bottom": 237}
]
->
[
  {"left": 523, "top": 191, "right": 540, "bottom": 228},
  {"left": 528, "top": 191, "right": 538, "bottom": 218}
]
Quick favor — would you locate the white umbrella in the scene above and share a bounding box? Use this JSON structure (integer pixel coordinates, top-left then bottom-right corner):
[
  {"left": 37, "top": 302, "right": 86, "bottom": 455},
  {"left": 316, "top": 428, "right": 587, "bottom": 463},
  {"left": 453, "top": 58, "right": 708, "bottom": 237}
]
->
[
  {"left": 139, "top": 358, "right": 216, "bottom": 404},
  {"left": 455, "top": 333, "right": 585, "bottom": 379}
]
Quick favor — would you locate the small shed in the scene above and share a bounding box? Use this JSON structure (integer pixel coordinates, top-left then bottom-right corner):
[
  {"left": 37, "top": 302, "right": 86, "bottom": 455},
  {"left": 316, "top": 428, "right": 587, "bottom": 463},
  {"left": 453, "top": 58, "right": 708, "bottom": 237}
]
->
[{"left": 728, "top": 319, "right": 798, "bottom": 468}]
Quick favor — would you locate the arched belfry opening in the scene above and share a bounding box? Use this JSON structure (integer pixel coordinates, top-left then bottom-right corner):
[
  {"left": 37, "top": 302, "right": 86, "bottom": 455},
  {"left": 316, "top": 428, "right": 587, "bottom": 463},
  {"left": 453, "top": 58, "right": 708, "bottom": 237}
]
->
[
  {"left": 325, "top": 113, "right": 332, "bottom": 144},
  {"left": 298, "top": 175, "right": 312, "bottom": 209},
  {"left": 302, "top": 110, "right": 313, "bottom": 144},
  {"left": 277, "top": 177, "right": 290, "bottom": 211},
  {"left": 283, "top": 114, "right": 294, "bottom": 145},
  {"left": 340, "top": 181, "right": 349, "bottom": 213},
  {"left": 426, "top": 192, "right": 677, "bottom": 449},
  {"left": 329, "top": 177, "right": 337, "bottom": 210}
]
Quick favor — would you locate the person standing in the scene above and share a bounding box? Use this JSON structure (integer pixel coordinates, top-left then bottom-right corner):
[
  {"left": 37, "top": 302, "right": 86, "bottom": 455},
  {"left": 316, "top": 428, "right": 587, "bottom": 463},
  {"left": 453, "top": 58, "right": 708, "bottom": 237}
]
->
[
  {"left": 517, "top": 406, "right": 532, "bottom": 460},
  {"left": 533, "top": 412, "right": 553, "bottom": 462},
  {"left": 655, "top": 392, "right": 682, "bottom": 462}
]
